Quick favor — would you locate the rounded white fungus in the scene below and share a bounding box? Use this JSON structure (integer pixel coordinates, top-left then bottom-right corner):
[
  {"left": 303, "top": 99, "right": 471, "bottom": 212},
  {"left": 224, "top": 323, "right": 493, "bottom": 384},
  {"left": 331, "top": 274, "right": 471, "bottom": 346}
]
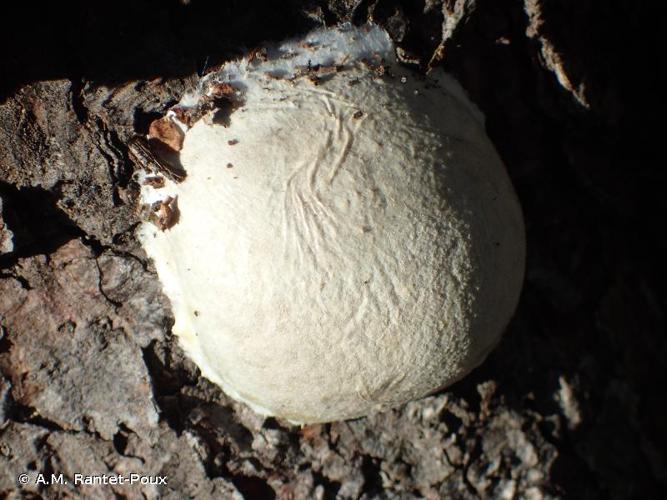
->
[{"left": 139, "top": 24, "right": 525, "bottom": 424}]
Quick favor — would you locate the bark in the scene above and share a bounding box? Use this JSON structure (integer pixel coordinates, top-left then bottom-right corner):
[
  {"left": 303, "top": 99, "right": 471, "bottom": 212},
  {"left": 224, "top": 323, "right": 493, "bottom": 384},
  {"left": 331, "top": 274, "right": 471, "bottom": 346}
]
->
[{"left": 0, "top": 1, "right": 664, "bottom": 498}]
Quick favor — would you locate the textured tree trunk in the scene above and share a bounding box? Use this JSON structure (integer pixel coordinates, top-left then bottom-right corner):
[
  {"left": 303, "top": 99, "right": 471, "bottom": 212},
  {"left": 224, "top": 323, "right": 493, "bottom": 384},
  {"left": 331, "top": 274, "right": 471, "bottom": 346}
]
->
[{"left": 0, "top": 1, "right": 664, "bottom": 498}]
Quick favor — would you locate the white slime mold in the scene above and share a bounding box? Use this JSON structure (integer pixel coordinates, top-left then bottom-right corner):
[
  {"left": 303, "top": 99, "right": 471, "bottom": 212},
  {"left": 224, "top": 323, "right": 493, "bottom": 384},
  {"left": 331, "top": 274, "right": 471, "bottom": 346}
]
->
[{"left": 139, "top": 24, "right": 525, "bottom": 423}]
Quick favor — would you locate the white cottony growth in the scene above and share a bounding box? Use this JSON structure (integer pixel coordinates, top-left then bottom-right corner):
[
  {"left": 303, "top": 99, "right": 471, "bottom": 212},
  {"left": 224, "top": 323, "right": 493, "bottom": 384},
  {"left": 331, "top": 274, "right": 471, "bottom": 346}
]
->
[
  {"left": 139, "top": 24, "right": 526, "bottom": 423},
  {"left": 192, "top": 24, "right": 397, "bottom": 101}
]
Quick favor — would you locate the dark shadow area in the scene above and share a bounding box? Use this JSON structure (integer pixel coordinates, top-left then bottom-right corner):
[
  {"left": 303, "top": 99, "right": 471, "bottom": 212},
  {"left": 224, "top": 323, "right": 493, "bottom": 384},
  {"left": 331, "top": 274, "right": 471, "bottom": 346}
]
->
[
  {"left": 360, "top": 455, "right": 384, "bottom": 497},
  {"left": 231, "top": 475, "right": 277, "bottom": 500},
  {"left": 370, "top": 0, "right": 444, "bottom": 63},
  {"left": 432, "top": 1, "right": 666, "bottom": 497},
  {"left": 0, "top": 0, "right": 317, "bottom": 103},
  {"left": 0, "top": 181, "right": 85, "bottom": 269}
]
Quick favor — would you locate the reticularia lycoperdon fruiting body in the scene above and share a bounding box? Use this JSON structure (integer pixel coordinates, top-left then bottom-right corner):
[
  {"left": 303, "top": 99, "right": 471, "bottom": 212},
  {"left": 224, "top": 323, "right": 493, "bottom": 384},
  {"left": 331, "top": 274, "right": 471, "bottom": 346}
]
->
[{"left": 139, "top": 25, "right": 525, "bottom": 424}]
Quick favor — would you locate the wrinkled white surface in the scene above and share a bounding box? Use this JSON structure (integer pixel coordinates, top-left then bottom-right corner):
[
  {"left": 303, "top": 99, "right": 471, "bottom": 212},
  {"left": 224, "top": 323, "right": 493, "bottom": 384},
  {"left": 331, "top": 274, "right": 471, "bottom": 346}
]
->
[{"left": 139, "top": 25, "right": 525, "bottom": 423}]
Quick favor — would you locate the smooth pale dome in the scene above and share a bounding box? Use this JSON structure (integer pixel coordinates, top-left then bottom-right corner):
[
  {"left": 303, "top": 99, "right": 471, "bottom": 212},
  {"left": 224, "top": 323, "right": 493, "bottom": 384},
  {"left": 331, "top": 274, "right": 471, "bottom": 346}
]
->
[{"left": 139, "top": 25, "right": 525, "bottom": 423}]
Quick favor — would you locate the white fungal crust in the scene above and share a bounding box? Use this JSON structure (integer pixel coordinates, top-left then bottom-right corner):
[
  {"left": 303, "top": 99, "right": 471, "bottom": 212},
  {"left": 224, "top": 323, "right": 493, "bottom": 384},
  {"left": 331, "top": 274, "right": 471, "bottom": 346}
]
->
[{"left": 139, "top": 25, "right": 526, "bottom": 423}]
